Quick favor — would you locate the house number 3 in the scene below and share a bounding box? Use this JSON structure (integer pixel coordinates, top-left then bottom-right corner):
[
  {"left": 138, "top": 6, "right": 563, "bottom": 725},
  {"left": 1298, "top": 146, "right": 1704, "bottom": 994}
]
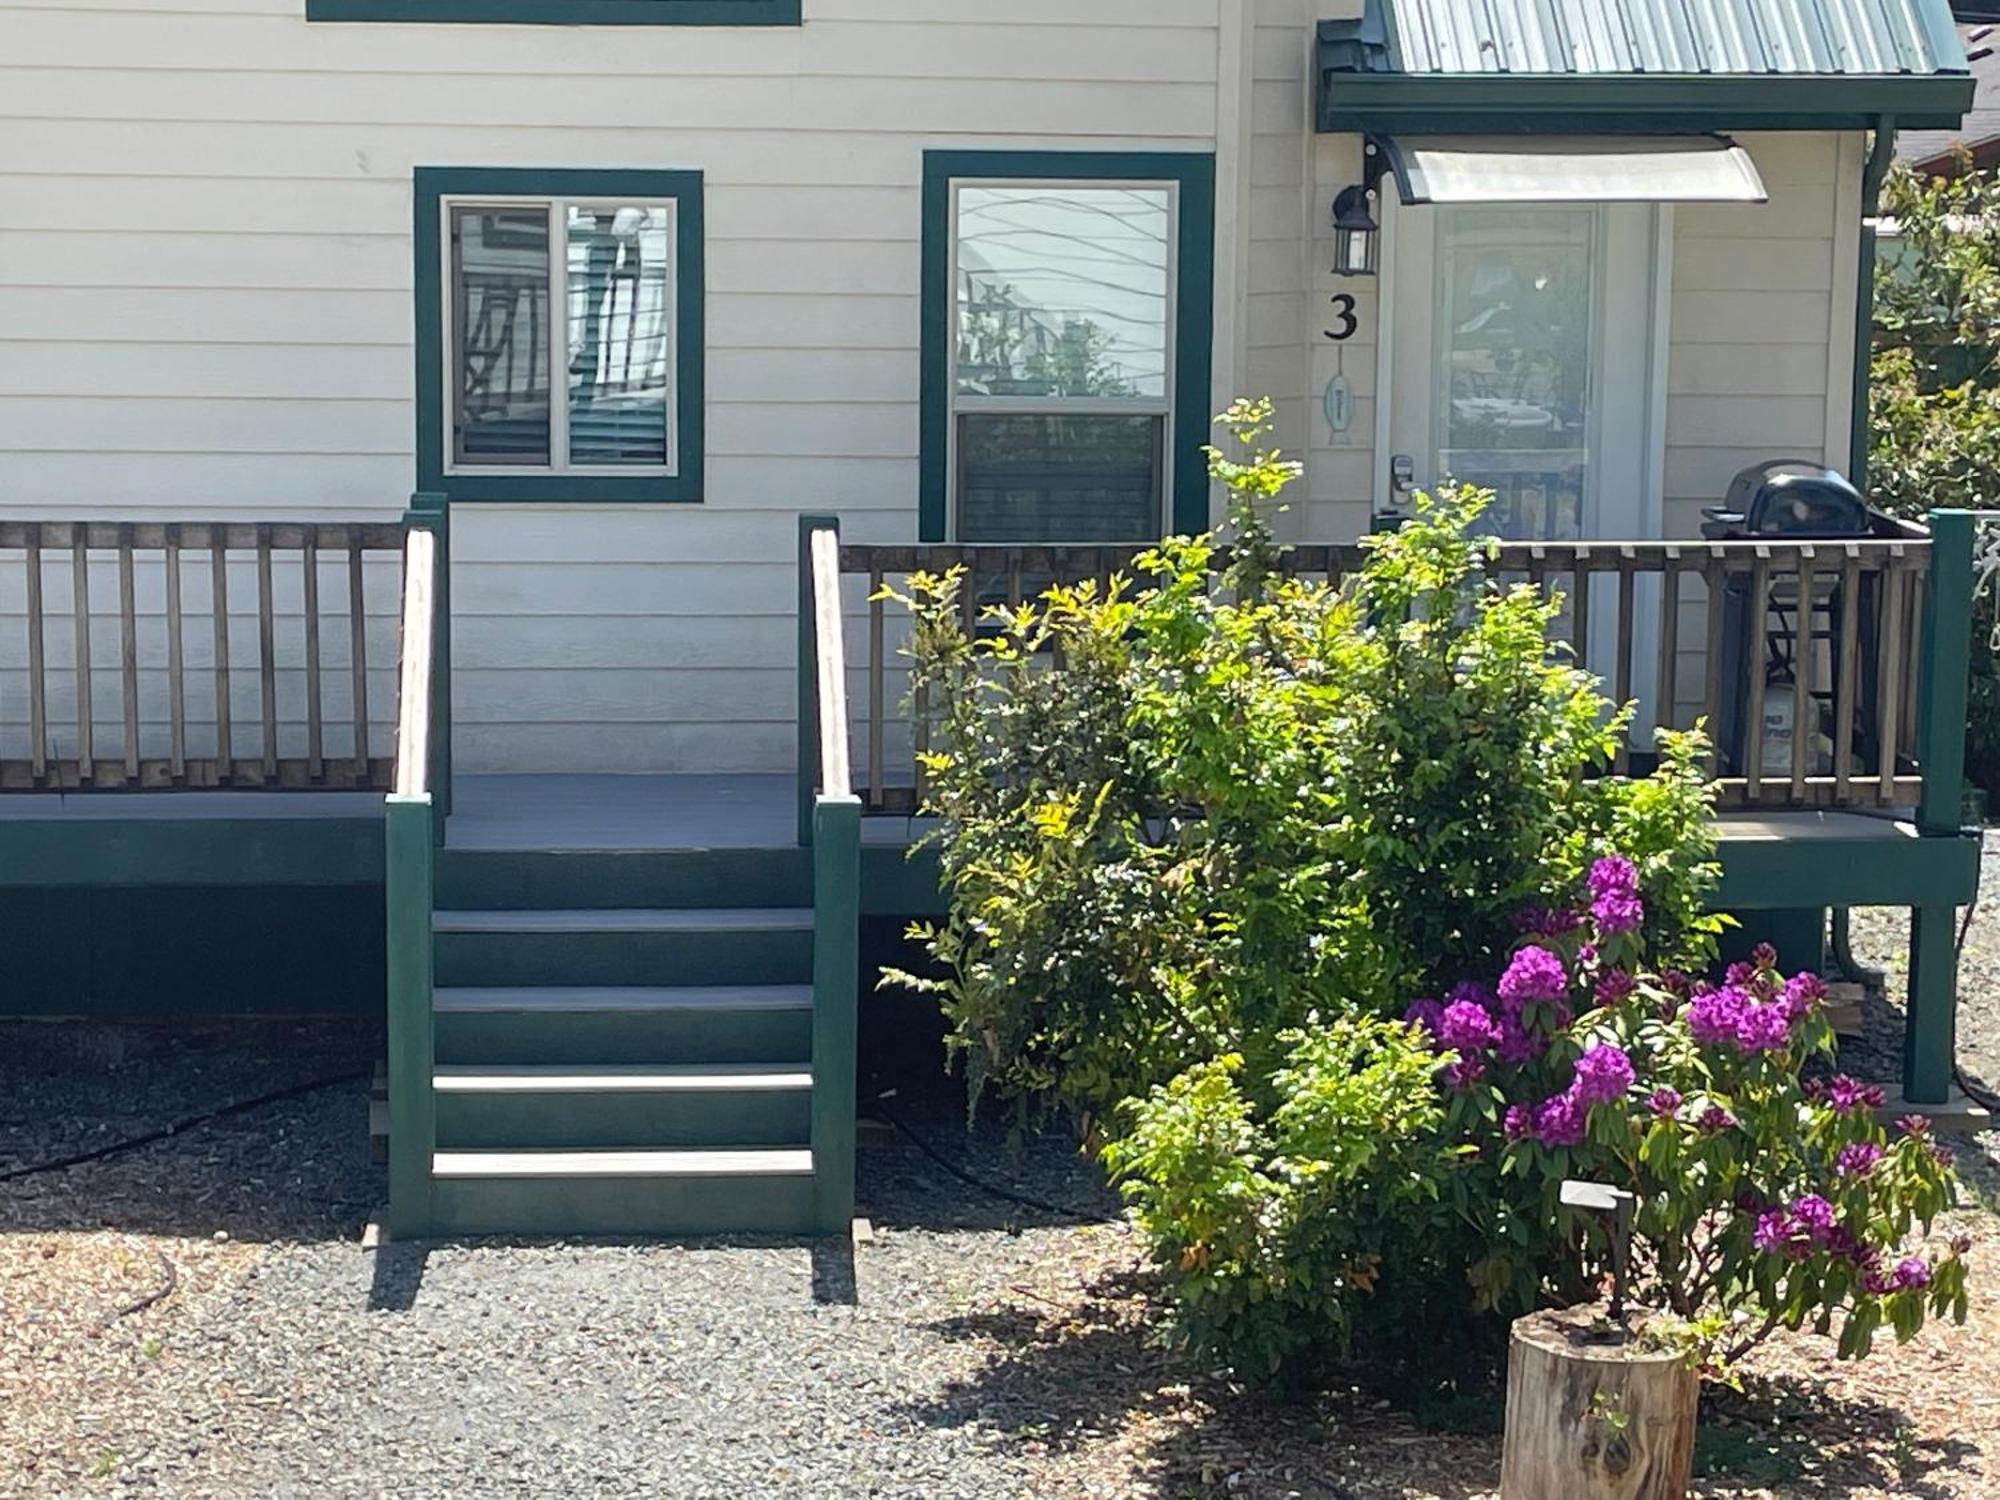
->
[{"left": 1323, "top": 293, "right": 1359, "bottom": 341}]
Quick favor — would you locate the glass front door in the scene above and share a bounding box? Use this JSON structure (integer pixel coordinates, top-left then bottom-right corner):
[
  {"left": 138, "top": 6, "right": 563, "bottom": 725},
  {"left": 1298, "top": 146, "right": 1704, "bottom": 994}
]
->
[{"left": 1432, "top": 207, "right": 1598, "bottom": 541}]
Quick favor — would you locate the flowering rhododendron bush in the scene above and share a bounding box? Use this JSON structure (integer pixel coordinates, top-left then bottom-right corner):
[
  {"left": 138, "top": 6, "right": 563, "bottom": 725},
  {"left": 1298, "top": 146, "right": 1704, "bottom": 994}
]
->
[
  {"left": 887, "top": 404, "right": 1969, "bottom": 1387},
  {"left": 1407, "top": 855, "right": 1968, "bottom": 1370}
]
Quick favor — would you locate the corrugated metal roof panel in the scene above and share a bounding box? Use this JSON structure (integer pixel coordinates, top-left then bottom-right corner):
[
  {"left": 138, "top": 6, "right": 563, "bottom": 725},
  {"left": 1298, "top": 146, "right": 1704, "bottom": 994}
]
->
[{"left": 1383, "top": 0, "right": 1969, "bottom": 77}]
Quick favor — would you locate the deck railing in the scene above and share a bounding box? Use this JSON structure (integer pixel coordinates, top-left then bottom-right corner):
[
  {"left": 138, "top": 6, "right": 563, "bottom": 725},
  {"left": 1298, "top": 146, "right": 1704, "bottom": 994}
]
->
[
  {"left": 385, "top": 510, "right": 445, "bottom": 1237},
  {"left": 0, "top": 520, "right": 409, "bottom": 791},
  {"left": 827, "top": 516, "right": 1975, "bottom": 819},
  {"left": 799, "top": 514, "right": 859, "bottom": 1235}
]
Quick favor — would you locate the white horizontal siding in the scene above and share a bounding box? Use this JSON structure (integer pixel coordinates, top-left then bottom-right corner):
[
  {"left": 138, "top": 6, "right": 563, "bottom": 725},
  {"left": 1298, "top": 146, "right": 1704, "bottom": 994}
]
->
[{"left": 0, "top": 0, "right": 1225, "bottom": 772}]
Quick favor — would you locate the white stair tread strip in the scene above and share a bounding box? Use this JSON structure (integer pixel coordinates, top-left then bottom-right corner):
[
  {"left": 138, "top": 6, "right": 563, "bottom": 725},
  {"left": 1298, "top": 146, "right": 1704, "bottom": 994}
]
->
[
  {"left": 433, "top": 1148, "right": 814, "bottom": 1178},
  {"left": 434, "top": 1064, "right": 812, "bottom": 1092},
  {"left": 433, "top": 984, "right": 812, "bottom": 1013},
  {"left": 433, "top": 907, "right": 813, "bottom": 934}
]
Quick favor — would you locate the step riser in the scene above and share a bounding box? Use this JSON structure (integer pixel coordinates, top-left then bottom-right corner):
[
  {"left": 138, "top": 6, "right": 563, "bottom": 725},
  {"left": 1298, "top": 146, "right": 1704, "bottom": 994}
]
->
[
  {"left": 435, "top": 1007, "right": 812, "bottom": 1067},
  {"left": 434, "top": 929, "right": 813, "bottom": 989},
  {"left": 436, "top": 849, "right": 813, "bottom": 912},
  {"left": 429, "top": 1173, "right": 818, "bottom": 1237},
  {"left": 435, "top": 1088, "right": 812, "bottom": 1150}
]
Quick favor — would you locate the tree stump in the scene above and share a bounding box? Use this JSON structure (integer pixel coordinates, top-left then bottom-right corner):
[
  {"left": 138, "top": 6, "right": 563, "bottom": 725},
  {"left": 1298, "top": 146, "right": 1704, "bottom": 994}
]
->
[{"left": 1500, "top": 1305, "right": 1698, "bottom": 1500}]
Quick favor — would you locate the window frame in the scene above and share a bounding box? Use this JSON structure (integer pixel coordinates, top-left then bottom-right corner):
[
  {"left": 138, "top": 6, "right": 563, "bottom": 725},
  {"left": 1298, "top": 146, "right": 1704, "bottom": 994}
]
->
[
  {"left": 415, "top": 166, "right": 704, "bottom": 504},
  {"left": 919, "top": 151, "right": 1216, "bottom": 544},
  {"left": 309, "top": 1, "right": 799, "bottom": 25}
]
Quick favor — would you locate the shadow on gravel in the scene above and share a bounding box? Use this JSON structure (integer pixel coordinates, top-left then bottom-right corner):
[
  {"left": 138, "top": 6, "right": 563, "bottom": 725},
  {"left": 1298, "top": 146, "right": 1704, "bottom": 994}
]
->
[
  {"left": 368, "top": 1241, "right": 429, "bottom": 1311},
  {"left": 900, "top": 1268, "right": 1498, "bottom": 1500},
  {"left": 854, "top": 1103, "right": 1122, "bottom": 1235},
  {"left": 0, "top": 1020, "right": 382, "bottom": 1245},
  {"left": 1699, "top": 1373, "right": 1981, "bottom": 1499}
]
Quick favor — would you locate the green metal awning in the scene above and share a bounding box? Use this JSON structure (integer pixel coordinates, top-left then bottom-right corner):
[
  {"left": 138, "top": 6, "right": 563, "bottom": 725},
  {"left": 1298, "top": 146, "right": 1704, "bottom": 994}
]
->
[{"left": 1319, "top": 0, "right": 1976, "bottom": 134}]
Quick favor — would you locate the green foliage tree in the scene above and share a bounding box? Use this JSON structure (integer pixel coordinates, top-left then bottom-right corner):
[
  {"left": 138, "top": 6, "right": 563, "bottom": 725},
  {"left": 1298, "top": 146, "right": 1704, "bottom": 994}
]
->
[{"left": 1870, "top": 156, "right": 2000, "bottom": 796}]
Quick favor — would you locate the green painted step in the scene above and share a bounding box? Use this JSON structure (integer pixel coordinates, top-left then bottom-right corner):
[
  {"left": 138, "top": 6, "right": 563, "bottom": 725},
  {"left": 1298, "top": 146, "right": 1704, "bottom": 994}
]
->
[
  {"left": 428, "top": 1147, "right": 817, "bottom": 1236},
  {"left": 433, "top": 984, "right": 813, "bottom": 1065},
  {"left": 433, "top": 907, "right": 813, "bottom": 988},
  {"left": 435, "top": 848, "right": 812, "bottom": 912},
  {"left": 433, "top": 1063, "right": 813, "bottom": 1148}
]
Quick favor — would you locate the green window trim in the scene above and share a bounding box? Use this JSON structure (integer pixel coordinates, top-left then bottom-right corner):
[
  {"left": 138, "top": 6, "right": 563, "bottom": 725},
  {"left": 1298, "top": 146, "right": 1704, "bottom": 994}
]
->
[
  {"left": 310, "top": 1, "right": 799, "bottom": 24},
  {"left": 918, "top": 149, "right": 1216, "bottom": 544},
  {"left": 413, "top": 166, "right": 705, "bottom": 505}
]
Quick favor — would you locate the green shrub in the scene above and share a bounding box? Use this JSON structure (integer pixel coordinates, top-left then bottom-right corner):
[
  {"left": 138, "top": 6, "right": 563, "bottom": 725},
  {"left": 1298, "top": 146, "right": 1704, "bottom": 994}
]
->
[
  {"left": 886, "top": 404, "right": 1971, "bottom": 1388},
  {"left": 1101, "top": 1017, "right": 1450, "bottom": 1385},
  {"left": 884, "top": 399, "right": 1719, "bottom": 1136}
]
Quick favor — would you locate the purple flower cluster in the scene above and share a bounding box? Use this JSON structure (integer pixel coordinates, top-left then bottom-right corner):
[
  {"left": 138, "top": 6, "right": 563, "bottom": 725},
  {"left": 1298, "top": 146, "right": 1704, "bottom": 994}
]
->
[
  {"left": 1498, "top": 945, "right": 1568, "bottom": 1006},
  {"left": 1515, "top": 905, "right": 1583, "bottom": 937},
  {"left": 1410, "top": 979, "right": 1547, "bottom": 1088},
  {"left": 1836, "top": 1142, "right": 1884, "bottom": 1179},
  {"left": 1822, "top": 1075, "right": 1888, "bottom": 1115},
  {"left": 1681, "top": 951, "right": 1822, "bottom": 1057},
  {"left": 1647, "top": 1087, "right": 1683, "bottom": 1119},
  {"left": 1573, "top": 1043, "right": 1636, "bottom": 1105},
  {"left": 1587, "top": 856, "right": 1645, "bottom": 935},
  {"left": 1752, "top": 1193, "right": 1842, "bottom": 1261},
  {"left": 1863, "top": 1256, "right": 1934, "bottom": 1295},
  {"left": 1504, "top": 1043, "right": 1634, "bottom": 1147}
]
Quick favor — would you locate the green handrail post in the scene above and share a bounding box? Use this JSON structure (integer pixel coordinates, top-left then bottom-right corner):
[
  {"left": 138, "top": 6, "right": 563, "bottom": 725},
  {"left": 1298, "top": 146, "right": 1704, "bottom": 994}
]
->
[
  {"left": 404, "top": 492, "right": 452, "bottom": 829},
  {"left": 797, "top": 513, "right": 839, "bottom": 847},
  {"left": 1906, "top": 508, "right": 1976, "bottom": 1105},
  {"left": 385, "top": 793, "right": 436, "bottom": 1237},
  {"left": 810, "top": 792, "right": 861, "bottom": 1234},
  {"left": 1916, "top": 509, "right": 1974, "bottom": 835}
]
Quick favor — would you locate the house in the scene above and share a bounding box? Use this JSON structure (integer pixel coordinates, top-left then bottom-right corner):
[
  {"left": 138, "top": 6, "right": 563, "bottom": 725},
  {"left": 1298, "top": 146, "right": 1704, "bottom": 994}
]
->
[
  {"left": 1900, "top": 18, "right": 2000, "bottom": 172},
  {"left": 0, "top": 0, "right": 1980, "bottom": 1238}
]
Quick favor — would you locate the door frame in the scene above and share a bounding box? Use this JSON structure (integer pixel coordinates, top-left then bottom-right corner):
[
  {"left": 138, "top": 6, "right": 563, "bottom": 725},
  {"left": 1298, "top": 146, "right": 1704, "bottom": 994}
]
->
[{"left": 1375, "top": 196, "right": 1676, "bottom": 736}]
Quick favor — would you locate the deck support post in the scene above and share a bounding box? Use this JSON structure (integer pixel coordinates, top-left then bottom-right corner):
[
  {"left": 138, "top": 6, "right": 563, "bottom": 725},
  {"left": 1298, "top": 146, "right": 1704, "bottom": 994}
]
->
[
  {"left": 1903, "top": 509, "right": 1975, "bottom": 1105},
  {"left": 386, "top": 793, "right": 437, "bottom": 1237},
  {"left": 810, "top": 792, "right": 860, "bottom": 1233},
  {"left": 1905, "top": 904, "right": 1958, "bottom": 1105}
]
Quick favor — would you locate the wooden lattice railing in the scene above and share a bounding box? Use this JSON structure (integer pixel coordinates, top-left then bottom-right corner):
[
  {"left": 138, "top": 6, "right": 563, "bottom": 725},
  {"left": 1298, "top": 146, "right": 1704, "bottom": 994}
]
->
[
  {"left": 0, "top": 520, "right": 410, "bottom": 791},
  {"left": 828, "top": 520, "right": 1971, "bottom": 818}
]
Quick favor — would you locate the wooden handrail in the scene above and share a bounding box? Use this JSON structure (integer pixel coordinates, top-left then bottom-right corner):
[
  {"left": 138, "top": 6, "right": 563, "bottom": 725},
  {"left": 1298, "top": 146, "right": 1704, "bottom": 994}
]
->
[
  {"left": 0, "top": 519, "right": 404, "bottom": 791},
  {"left": 810, "top": 525, "right": 851, "bottom": 800},
  {"left": 835, "top": 531, "right": 1949, "bottom": 816},
  {"left": 393, "top": 527, "right": 437, "bottom": 801}
]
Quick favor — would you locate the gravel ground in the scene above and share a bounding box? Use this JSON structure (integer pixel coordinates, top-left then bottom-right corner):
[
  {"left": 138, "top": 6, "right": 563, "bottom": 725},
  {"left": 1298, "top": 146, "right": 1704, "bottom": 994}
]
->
[
  {"left": 8, "top": 850, "right": 2000, "bottom": 1500},
  {"left": 1847, "top": 826, "right": 2000, "bottom": 1098}
]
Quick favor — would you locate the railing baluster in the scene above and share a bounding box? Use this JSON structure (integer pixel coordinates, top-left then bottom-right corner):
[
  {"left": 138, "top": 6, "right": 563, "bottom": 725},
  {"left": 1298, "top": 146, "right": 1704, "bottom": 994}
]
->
[
  {"left": 349, "top": 538, "right": 371, "bottom": 778},
  {"left": 1790, "top": 548, "right": 1817, "bottom": 801},
  {"left": 1702, "top": 551, "right": 1727, "bottom": 775},
  {"left": 1835, "top": 548, "right": 1861, "bottom": 802},
  {"left": 26, "top": 536, "right": 46, "bottom": 785},
  {"left": 212, "top": 541, "right": 233, "bottom": 785},
  {"left": 117, "top": 527, "right": 140, "bottom": 783},
  {"left": 1744, "top": 551, "right": 1772, "bottom": 804},
  {"left": 1902, "top": 571, "right": 1925, "bottom": 756},
  {"left": 1876, "top": 562, "right": 1907, "bottom": 805},
  {"left": 166, "top": 533, "right": 186, "bottom": 782},
  {"left": 72, "top": 531, "right": 93, "bottom": 783},
  {"left": 303, "top": 535, "right": 324, "bottom": 781},
  {"left": 257, "top": 526, "right": 277, "bottom": 782},
  {"left": 1613, "top": 549, "right": 1635, "bottom": 774},
  {"left": 1570, "top": 549, "right": 1591, "bottom": 672},
  {"left": 1655, "top": 549, "right": 1681, "bottom": 735},
  {"left": 868, "top": 567, "right": 884, "bottom": 811}
]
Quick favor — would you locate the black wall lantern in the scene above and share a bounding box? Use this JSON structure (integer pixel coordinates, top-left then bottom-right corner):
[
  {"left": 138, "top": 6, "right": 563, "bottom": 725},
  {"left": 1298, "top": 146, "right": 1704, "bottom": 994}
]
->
[{"left": 1330, "top": 140, "right": 1385, "bottom": 277}]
